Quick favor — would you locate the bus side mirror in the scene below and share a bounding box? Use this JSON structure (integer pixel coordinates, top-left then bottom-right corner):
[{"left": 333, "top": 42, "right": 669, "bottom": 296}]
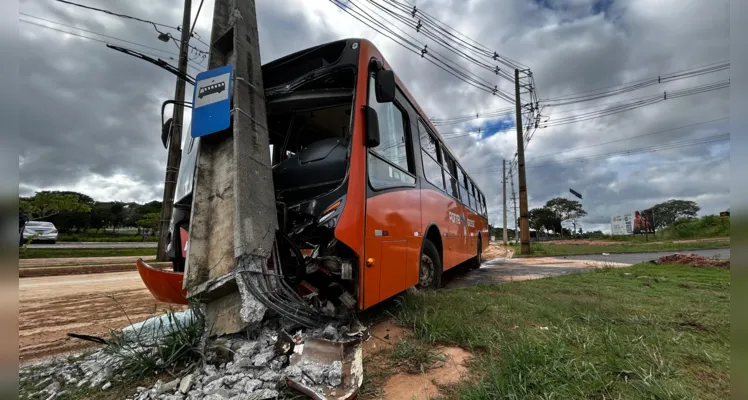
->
[
  {"left": 364, "top": 105, "right": 380, "bottom": 148},
  {"left": 375, "top": 69, "right": 396, "bottom": 103},
  {"left": 162, "top": 118, "right": 173, "bottom": 149}
]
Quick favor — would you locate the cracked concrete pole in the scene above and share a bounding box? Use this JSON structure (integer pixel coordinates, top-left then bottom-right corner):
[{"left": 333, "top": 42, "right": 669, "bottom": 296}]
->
[{"left": 183, "top": 0, "right": 277, "bottom": 336}]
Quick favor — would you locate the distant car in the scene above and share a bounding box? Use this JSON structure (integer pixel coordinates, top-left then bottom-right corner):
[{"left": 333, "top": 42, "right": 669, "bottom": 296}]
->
[{"left": 21, "top": 221, "right": 58, "bottom": 244}]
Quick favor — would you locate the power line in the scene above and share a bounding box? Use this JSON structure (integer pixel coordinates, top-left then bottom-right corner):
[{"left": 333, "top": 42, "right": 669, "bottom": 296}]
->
[
  {"left": 21, "top": 13, "right": 176, "bottom": 57},
  {"left": 540, "top": 80, "right": 729, "bottom": 128},
  {"left": 329, "top": 0, "right": 514, "bottom": 102},
  {"left": 381, "top": 0, "right": 528, "bottom": 70},
  {"left": 528, "top": 117, "right": 729, "bottom": 160},
  {"left": 471, "top": 133, "right": 729, "bottom": 174},
  {"left": 55, "top": 0, "right": 177, "bottom": 30},
  {"left": 432, "top": 60, "right": 730, "bottom": 125},
  {"left": 55, "top": 0, "right": 211, "bottom": 51},
  {"left": 21, "top": 12, "right": 208, "bottom": 67},
  {"left": 20, "top": 18, "right": 205, "bottom": 73},
  {"left": 541, "top": 60, "right": 730, "bottom": 104}
]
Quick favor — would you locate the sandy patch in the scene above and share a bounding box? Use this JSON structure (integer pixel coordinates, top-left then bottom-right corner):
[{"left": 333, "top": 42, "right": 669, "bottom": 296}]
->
[{"left": 383, "top": 346, "right": 472, "bottom": 400}]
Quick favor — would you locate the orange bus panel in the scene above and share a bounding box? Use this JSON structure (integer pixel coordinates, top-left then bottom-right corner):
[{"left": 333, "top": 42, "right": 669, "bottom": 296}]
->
[{"left": 136, "top": 258, "right": 188, "bottom": 305}]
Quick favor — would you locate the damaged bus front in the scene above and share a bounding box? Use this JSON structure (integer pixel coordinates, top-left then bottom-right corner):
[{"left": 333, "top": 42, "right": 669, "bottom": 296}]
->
[
  {"left": 141, "top": 39, "right": 385, "bottom": 320},
  {"left": 139, "top": 37, "right": 491, "bottom": 323}
]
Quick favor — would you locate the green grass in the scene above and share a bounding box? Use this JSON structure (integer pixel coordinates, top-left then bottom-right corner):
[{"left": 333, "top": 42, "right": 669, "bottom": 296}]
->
[
  {"left": 394, "top": 263, "right": 730, "bottom": 399},
  {"left": 19, "top": 248, "right": 158, "bottom": 259},
  {"left": 512, "top": 239, "right": 729, "bottom": 257},
  {"left": 658, "top": 215, "right": 730, "bottom": 240},
  {"left": 59, "top": 230, "right": 158, "bottom": 243}
]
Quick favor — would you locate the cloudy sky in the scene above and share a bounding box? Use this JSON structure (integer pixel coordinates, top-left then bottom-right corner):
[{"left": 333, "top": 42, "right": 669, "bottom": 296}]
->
[{"left": 18, "top": 0, "right": 730, "bottom": 232}]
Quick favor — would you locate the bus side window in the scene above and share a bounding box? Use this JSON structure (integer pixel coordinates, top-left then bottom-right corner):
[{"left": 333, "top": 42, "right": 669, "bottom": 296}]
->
[
  {"left": 442, "top": 150, "right": 459, "bottom": 199},
  {"left": 368, "top": 76, "right": 415, "bottom": 189},
  {"left": 418, "top": 121, "right": 446, "bottom": 192},
  {"left": 456, "top": 168, "right": 467, "bottom": 205}
]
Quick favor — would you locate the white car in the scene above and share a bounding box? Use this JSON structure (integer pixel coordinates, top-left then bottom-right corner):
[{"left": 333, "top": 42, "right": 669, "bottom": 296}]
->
[{"left": 21, "top": 221, "right": 58, "bottom": 244}]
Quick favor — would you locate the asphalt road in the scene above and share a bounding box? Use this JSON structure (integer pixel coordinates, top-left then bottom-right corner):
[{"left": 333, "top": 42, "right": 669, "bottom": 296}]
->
[
  {"left": 28, "top": 242, "right": 158, "bottom": 249},
  {"left": 443, "top": 248, "right": 730, "bottom": 290},
  {"left": 559, "top": 248, "right": 730, "bottom": 264}
]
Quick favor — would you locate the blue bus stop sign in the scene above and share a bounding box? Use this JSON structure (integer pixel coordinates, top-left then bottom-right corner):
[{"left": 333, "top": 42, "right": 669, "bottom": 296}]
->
[{"left": 191, "top": 65, "right": 233, "bottom": 138}]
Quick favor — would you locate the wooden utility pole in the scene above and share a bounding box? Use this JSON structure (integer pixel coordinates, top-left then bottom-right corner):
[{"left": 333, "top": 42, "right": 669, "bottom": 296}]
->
[
  {"left": 157, "top": 0, "right": 192, "bottom": 261},
  {"left": 184, "top": 0, "right": 278, "bottom": 336},
  {"left": 514, "top": 69, "right": 531, "bottom": 254},
  {"left": 502, "top": 159, "right": 508, "bottom": 244},
  {"left": 510, "top": 170, "right": 518, "bottom": 243}
]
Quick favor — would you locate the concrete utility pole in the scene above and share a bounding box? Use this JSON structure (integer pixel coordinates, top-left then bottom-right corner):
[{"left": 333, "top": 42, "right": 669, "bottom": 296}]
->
[
  {"left": 184, "top": 0, "right": 278, "bottom": 336},
  {"left": 157, "top": 0, "right": 192, "bottom": 261},
  {"left": 502, "top": 159, "right": 508, "bottom": 244},
  {"left": 514, "top": 68, "right": 531, "bottom": 255}
]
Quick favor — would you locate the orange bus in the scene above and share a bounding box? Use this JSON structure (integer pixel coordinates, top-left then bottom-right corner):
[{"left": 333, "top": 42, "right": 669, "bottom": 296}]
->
[{"left": 143, "top": 38, "right": 489, "bottom": 315}]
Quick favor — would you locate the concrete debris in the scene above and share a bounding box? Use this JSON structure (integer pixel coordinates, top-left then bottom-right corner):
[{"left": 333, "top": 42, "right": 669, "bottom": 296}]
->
[
  {"left": 179, "top": 374, "right": 194, "bottom": 394},
  {"left": 20, "top": 313, "right": 365, "bottom": 400},
  {"left": 156, "top": 378, "right": 181, "bottom": 394}
]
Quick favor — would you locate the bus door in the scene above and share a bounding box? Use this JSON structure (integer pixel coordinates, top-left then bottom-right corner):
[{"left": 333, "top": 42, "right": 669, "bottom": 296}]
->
[{"left": 362, "top": 76, "right": 421, "bottom": 308}]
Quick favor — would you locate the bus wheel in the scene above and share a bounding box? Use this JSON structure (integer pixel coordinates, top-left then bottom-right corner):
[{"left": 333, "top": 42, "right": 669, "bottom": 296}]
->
[
  {"left": 418, "top": 240, "right": 442, "bottom": 289},
  {"left": 469, "top": 238, "right": 482, "bottom": 269}
]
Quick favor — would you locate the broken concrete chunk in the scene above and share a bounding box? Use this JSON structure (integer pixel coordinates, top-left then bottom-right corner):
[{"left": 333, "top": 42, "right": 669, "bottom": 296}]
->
[
  {"left": 328, "top": 361, "right": 343, "bottom": 387},
  {"left": 283, "top": 365, "right": 303, "bottom": 380},
  {"left": 241, "top": 378, "right": 263, "bottom": 392},
  {"left": 258, "top": 369, "right": 280, "bottom": 382},
  {"left": 253, "top": 389, "right": 280, "bottom": 400},
  {"left": 233, "top": 341, "right": 261, "bottom": 360},
  {"left": 268, "top": 355, "right": 287, "bottom": 371},
  {"left": 301, "top": 360, "right": 329, "bottom": 385},
  {"left": 178, "top": 374, "right": 194, "bottom": 394},
  {"left": 156, "top": 378, "right": 180, "bottom": 395},
  {"left": 203, "top": 364, "right": 218, "bottom": 376},
  {"left": 202, "top": 377, "right": 226, "bottom": 394},
  {"left": 322, "top": 324, "right": 338, "bottom": 340},
  {"left": 253, "top": 350, "right": 275, "bottom": 366}
]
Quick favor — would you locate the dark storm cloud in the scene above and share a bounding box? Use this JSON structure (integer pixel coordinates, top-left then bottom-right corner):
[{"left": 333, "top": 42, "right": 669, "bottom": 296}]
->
[{"left": 17, "top": 0, "right": 730, "bottom": 232}]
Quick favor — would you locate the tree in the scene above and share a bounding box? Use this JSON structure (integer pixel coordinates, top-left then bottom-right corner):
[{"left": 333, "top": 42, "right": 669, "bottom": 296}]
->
[
  {"left": 529, "top": 207, "right": 556, "bottom": 237},
  {"left": 545, "top": 197, "right": 587, "bottom": 237},
  {"left": 650, "top": 199, "right": 700, "bottom": 230},
  {"left": 136, "top": 212, "right": 161, "bottom": 235},
  {"left": 19, "top": 191, "right": 92, "bottom": 222}
]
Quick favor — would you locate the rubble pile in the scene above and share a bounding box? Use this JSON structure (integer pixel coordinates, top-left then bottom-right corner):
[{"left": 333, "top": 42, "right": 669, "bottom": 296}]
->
[
  {"left": 19, "top": 315, "right": 362, "bottom": 400},
  {"left": 655, "top": 253, "right": 730, "bottom": 268}
]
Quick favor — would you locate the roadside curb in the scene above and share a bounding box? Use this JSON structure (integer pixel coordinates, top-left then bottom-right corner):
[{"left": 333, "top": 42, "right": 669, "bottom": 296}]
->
[
  {"left": 512, "top": 246, "right": 731, "bottom": 259},
  {"left": 20, "top": 262, "right": 173, "bottom": 278}
]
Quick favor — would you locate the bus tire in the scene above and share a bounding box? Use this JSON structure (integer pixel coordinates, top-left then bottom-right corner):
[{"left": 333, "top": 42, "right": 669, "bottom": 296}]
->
[
  {"left": 418, "top": 239, "right": 442, "bottom": 290},
  {"left": 469, "top": 238, "right": 482, "bottom": 269}
]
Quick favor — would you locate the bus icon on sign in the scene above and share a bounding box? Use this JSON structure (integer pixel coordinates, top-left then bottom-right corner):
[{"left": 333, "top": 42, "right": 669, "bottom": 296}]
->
[{"left": 198, "top": 81, "right": 226, "bottom": 98}]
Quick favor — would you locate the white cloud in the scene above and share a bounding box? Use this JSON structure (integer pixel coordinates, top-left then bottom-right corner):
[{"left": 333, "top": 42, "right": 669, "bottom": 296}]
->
[{"left": 17, "top": 0, "right": 730, "bottom": 234}]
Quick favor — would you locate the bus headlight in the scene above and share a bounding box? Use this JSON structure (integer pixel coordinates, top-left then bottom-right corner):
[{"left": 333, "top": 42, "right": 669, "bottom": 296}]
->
[{"left": 317, "top": 198, "right": 344, "bottom": 227}]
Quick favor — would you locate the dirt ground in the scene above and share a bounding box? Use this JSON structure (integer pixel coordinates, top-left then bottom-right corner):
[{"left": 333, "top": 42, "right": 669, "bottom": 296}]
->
[
  {"left": 19, "top": 271, "right": 183, "bottom": 365},
  {"left": 362, "top": 320, "right": 473, "bottom": 400},
  {"left": 546, "top": 237, "right": 729, "bottom": 246},
  {"left": 483, "top": 242, "right": 514, "bottom": 259}
]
